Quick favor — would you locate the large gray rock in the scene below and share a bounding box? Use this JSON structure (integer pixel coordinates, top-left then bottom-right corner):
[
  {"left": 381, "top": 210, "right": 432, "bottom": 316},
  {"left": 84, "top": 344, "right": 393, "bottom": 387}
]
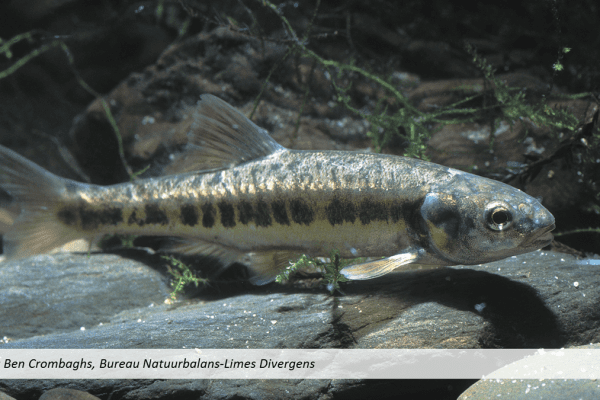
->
[
  {"left": 0, "top": 379, "right": 467, "bottom": 400},
  {"left": 0, "top": 252, "right": 169, "bottom": 341},
  {"left": 39, "top": 388, "right": 101, "bottom": 400},
  {"left": 458, "top": 344, "right": 600, "bottom": 399},
  {"left": 3, "top": 250, "right": 599, "bottom": 350},
  {"left": 1, "top": 249, "right": 599, "bottom": 398},
  {"left": 459, "top": 379, "right": 600, "bottom": 400}
]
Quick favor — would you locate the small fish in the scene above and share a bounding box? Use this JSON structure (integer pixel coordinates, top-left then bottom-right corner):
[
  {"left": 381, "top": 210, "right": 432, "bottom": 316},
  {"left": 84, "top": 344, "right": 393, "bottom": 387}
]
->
[{"left": 0, "top": 95, "right": 555, "bottom": 283}]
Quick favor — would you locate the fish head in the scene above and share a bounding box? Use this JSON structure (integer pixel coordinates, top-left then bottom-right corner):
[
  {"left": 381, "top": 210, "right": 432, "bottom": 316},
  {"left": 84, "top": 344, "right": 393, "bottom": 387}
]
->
[{"left": 420, "top": 173, "right": 555, "bottom": 265}]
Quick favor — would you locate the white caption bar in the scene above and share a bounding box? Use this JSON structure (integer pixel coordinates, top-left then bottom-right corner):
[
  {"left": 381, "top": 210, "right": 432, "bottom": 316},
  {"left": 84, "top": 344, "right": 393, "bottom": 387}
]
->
[{"left": 1, "top": 349, "right": 599, "bottom": 379}]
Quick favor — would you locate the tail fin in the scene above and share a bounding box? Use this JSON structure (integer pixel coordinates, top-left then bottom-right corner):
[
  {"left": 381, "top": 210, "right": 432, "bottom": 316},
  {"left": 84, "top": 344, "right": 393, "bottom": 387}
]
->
[{"left": 0, "top": 145, "right": 80, "bottom": 259}]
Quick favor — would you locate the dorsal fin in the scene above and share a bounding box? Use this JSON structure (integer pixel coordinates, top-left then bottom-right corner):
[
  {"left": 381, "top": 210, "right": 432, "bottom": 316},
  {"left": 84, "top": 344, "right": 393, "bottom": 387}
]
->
[{"left": 163, "top": 95, "right": 285, "bottom": 175}]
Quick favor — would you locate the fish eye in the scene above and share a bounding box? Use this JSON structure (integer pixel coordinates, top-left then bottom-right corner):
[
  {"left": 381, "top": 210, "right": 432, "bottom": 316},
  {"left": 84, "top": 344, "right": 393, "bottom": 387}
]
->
[{"left": 485, "top": 202, "right": 513, "bottom": 231}]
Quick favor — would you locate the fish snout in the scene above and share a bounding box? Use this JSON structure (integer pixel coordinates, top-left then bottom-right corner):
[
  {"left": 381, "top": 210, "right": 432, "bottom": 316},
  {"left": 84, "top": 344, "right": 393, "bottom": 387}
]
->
[
  {"left": 534, "top": 206, "right": 555, "bottom": 230},
  {"left": 523, "top": 206, "right": 555, "bottom": 248}
]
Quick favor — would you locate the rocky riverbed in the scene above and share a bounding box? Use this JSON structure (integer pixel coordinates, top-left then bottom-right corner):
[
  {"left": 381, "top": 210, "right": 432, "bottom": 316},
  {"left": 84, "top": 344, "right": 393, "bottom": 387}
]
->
[{"left": 1, "top": 249, "right": 600, "bottom": 398}]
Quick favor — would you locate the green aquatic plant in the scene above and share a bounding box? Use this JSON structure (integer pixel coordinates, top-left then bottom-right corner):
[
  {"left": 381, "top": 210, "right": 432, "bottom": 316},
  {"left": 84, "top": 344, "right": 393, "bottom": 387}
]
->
[
  {"left": 0, "top": 31, "right": 65, "bottom": 80},
  {"left": 465, "top": 43, "right": 581, "bottom": 140},
  {"left": 552, "top": 47, "right": 571, "bottom": 72},
  {"left": 96, "top": 234, "right": 138, "bottom": 252},
  {"left": 320, "top": 250, "right": 353, "bottom": 295},
  {"left": 255, "top": 0, "right": 593, "bottom": 162},
  {"left": 275, "top": 249, "right": 362, "bottom": 295},
  {"left": 255, "top": 0, "right": 490, "bottom": 159},
  {"left": 554, "top": 227, "right": 600, "bottom": 237},
  {"left": 119, "top": 235, "right": 137, "bottom": 248},
  {"left": 162, "top": 255, "right": 209, "bottom": 301},
  {"left": 275, "top": 254, "right": 315, "bottom": 283}
]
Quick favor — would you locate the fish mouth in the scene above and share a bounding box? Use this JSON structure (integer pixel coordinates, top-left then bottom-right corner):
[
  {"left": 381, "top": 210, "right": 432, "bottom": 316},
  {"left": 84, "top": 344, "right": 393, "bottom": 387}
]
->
[{"left": 522, "top": 223, "right": 555, "bottom": 249}]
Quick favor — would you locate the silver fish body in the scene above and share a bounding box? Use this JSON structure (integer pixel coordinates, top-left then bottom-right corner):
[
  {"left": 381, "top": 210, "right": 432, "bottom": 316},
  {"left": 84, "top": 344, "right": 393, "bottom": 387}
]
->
[{"left": 0, "top": 95, "right": 555, "bottom": 283}]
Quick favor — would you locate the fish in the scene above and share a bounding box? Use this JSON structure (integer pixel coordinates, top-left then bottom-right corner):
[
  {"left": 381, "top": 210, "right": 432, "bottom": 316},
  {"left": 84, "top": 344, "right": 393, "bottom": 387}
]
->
[{"left": 0, "top": 94, "right": 555, "bottom": 284}]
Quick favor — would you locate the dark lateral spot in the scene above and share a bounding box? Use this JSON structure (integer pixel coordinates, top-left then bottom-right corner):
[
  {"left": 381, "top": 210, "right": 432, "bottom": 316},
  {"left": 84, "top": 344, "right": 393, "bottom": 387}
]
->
[
  {"left": 57, "top": 208, "right": 77, "bottom": 226},
  {"left": 359, "top": 198, "right": 388, "bottom": 225},
  {"left": 80, "top": 206, "right": 123, "bottom": 230},
  {"left": 271, "top": 200, "right": 290, "bottom": 225},
  {"left": 128, "top": 210, "right": 142, "bottom": 226},
  {"left": 390, "top": 202, "right": 403, "bottom": 223},
  {"left": 399, "top": 198, "right": 427, "bottom": 236},
  {"left": 144, "top": 203, "right": 168, "bottom": 225},
  {"left": 238, "top": 201, "right": 254, "bottom": 225},
  {"left": 325, "top": 198, "right": 356, "bottom": 226},
  {"left": 180, "top": 204, "right": 199, "bottom": 227},
  {"left": 290, "top": 199, "right": 314, "bottom": 225},
  {"left": 218, "top": 201, "right": 236, "bottom": 228},
  {"left": 202, "top": 203, "right": 215, "bottom": 228},
  {"left": 255, "top": 200, "right": 272, "bottom": 227}
]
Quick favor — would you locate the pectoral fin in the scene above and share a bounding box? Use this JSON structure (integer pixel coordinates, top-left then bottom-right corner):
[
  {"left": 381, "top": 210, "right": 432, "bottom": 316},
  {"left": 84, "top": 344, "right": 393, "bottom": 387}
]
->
[{"left": 340, "top": 249, "right": 422, "bottom": 280}]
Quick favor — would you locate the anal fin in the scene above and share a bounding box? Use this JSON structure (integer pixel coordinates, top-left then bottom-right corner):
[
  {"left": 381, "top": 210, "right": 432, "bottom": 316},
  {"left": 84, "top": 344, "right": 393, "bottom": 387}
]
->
[{"left": 340, "top": 249, "right": 422, "bottom": 280}]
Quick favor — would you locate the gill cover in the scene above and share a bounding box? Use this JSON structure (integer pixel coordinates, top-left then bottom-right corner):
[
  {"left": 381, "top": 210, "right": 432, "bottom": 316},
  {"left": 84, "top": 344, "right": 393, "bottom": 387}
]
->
[
  {"left": 340, "top": 192, "right": 464, "bottom": 280},
  {"left": 420, "top": 192, "right": 463, "bottom": 262}
]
